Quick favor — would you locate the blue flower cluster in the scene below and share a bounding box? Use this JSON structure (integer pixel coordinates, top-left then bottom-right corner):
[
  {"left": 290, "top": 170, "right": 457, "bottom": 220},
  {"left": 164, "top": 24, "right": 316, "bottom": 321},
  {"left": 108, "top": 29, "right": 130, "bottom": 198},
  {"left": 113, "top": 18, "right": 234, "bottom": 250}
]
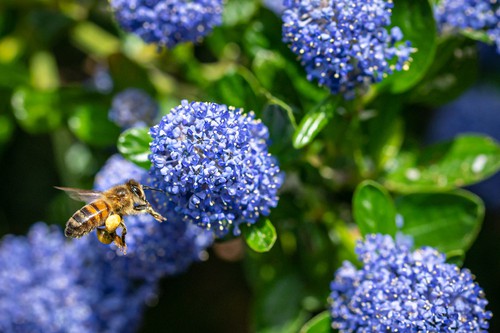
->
[
  {"left": 94, "top": 154, "right": 213, "bottom": 281},
  {"left": 330, "top": 234, "right": 492, "bottom": 332},
  {"left": 109, "top": 0, "right": 223, "bottom": 48},
  {"left": 149, "top": 100, "right": 283, "bottom": 236},
  {"left": 109, "top": 89, "right": 159, "bottom": 129},
  {"left": 0, "top": 223, "right": 153, "bottom": 333},
  {"left": 0, "top": 153, "right": 215, "bottom": 332},
  {"left": 435, "top": 0, "right": 500, "bottom": 53},
  {"left": 282, "top": 0, "right": 413, "bottom": 98}
]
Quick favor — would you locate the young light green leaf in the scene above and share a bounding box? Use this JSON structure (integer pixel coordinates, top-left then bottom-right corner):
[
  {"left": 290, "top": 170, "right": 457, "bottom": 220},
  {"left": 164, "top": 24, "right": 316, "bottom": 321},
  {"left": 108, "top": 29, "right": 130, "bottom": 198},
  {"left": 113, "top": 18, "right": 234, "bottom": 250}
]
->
[
  {"left": 299, "top": 311, "right": 332, "bottom": 333},
  {"left": 353, "top": 180, "right": 397, "bottom": 237},
  {"left": 241, "top": 219, "right": 277, "bottom": 253},
  {"left": 293, "top": 97, "right": 340, "bottom": 149},
  {"left": 385, "top": 135, "right": 500, "bottom": 193},
  {"left": 117, "top": 127, "right": 152, "bottom": 170},
  {"left": 396, "top": 190, "right": 484, "bottom": 254}
]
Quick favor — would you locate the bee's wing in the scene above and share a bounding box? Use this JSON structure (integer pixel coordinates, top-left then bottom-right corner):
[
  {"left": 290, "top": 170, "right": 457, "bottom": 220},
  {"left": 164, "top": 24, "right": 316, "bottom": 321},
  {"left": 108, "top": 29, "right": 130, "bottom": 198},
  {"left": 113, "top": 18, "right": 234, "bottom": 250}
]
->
[{"left": 55, "top": 186, "right": 103, "bottom": 203}]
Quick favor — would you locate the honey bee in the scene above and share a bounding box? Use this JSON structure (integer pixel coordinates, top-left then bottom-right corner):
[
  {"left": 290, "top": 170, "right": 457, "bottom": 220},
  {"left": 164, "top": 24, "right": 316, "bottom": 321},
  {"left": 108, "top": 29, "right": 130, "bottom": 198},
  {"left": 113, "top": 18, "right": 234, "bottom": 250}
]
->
[{"left": 56, "top": 179, "right": 166, "bottom": 253}]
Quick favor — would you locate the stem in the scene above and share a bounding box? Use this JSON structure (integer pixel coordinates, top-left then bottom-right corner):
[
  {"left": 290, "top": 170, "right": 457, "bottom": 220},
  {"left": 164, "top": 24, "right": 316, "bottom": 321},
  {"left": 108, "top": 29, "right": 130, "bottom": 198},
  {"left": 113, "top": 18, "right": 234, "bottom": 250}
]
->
[{"left": 237, "top": 65, "right": 297, "bottom": 129}]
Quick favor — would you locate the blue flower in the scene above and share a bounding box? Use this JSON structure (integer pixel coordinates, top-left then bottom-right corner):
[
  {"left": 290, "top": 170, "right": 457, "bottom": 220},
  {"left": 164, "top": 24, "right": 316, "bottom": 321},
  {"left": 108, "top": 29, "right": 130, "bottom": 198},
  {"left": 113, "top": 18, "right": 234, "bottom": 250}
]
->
[
  {"left": 263, "top": 0, "right": 286, "bottom": 15},
  {"left": 330, "top": 234, "right": 492, "bottom": 332},
  {"left": 109, "top": 88, "right": 159, "bottom": 129},
  {"left": 282, "top": 0, "right": 413, "bottom": 98},
  {"left": 149, "top": 100, "right": 283, "bottom": 236},
  {"left": 435, "top": 0, "right": 500, "bottom": 54},
  {"left": 109, "top": 0, "right": 223, "bottom": 48},
  {"left": 0, "top": 223, "right": 93, "bottom": 333},
  {"left": 94, "top": 154, "right": 213, "bottom": 280},
  {"left": 0, "top": 223, "right": 153, "bottom": 333}
]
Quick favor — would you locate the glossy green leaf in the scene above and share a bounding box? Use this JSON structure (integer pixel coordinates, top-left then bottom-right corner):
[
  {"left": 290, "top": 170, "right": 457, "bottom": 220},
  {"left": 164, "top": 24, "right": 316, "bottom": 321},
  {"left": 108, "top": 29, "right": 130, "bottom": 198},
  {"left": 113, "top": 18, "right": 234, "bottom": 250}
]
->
[
  {"left": 364, "top": 97, "right": 404, "bottom": 171},
  {"left": 293, "top": 97, "right": 340, "bottom": 149},
  {"left": 461, "top": 29, "right": 493, "bottom": 44},
  {"left": 253, "top": 273, "right": 308, "bottom": 333},
  {"left": 68, "top": 103, "right": 120, "bottom": 147},
  {"left": 117, "top": 127, "right": 152, "bottom": 170},
  {"left": 241, "top": 219, "right": 277, "bottom": 253},
  {"left": 396, "top": 190, "right": 484, "bottom": 253},
  {"left": 377, "top": 0, "right": 437, "bottom": 93},
  {"left": 300, "top": 311, "right": 332, "bottom": 333},
  {"left": 353, "top": 180, "right": 397, "bottom": 236},
  {"left": 385, "top": 135, "right": 500, "bottom": 193},
  {"left": 409, "top": 37, "right": 478, "bottom": 107},
  {"left": 11, "top": 87, "right": 62, "bottom": 133}
]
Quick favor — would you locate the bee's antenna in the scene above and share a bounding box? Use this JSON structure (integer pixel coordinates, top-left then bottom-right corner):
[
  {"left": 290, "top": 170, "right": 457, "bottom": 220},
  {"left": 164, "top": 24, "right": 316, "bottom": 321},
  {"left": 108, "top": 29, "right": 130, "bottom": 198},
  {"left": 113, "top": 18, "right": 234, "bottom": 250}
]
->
[{"left": 142, "top": 185, "right": 166, "bottom": 193}]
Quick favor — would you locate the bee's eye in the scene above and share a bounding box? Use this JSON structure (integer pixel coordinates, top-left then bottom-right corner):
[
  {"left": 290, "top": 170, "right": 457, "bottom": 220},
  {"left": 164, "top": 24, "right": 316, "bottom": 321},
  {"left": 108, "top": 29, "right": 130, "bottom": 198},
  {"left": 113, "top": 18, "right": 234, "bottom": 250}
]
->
[{"left": 131, "top": 185, "right": 141, "bottom": 196}]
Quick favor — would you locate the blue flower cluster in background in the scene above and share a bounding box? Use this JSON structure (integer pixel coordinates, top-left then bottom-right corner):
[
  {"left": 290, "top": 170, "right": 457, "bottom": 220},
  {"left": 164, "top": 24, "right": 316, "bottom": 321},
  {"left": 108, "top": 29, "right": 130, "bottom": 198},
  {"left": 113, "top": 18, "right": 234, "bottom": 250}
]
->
[
  {"left": 0, "top": 154, "right": 214, "bottom": 332},
  {"left": 435, "top": 0, "right": 500, "bottom": 53},
  {"left": 330, "top": 234, "right": 492, "bottom": 332},
  {"left": 0, "top": 223, "right": 154, "bottom": 333},
  {"left": 282, "top": 0, "right": 413, "bottom": 98},
  {"left": 109, "top": 89, "right": 159, "bottom": 129},
  {"left": 109, "top": 0, "right": 223, "bottom": 48},
  {"left": 94, "top": 154, "right": 213, "bottom": 281},
  {"left": 149, "top": 100, "right": 283, "bottom": 236}
]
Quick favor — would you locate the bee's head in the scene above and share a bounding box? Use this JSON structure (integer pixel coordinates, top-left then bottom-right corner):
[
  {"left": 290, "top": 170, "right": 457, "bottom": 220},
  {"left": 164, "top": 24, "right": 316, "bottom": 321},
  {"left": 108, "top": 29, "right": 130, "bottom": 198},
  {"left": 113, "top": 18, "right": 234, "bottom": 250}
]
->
[{"left": 126, "top": 179, "right": 146, "bottom": 202}]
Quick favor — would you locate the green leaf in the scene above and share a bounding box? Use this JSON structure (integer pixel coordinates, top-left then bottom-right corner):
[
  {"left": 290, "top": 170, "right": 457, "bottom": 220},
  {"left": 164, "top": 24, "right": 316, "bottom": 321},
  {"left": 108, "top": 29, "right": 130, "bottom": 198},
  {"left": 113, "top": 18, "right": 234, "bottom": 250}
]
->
[
  {"left": 353, "top": 180, "right": 397, "bottom": 236},
  {"left": 241, "top": 219, "right": 277, "bottom": 253},
  {"left": 385, "top": 135, "right": 500, "bottom": 193},
  {"left": 0, "top": 62, "right": 29, "bottom": 88},
  {"left": 376, "top": 0, "right": 437, "bottom": 93},
  {"left": 409, "top": 37, "right": 478, "bottom": 107},
  {"left": 461, "top": 29, "right": 493, "bottom": 44},
  {"left": 222, "top": 0, "right": 258, "bottom": 26},
  {"left": 253, "top": 273, "right": 308, "bottom": 333},
  {"left": 30, "top": 51, "right": 59, "bottom": 91},
  {"left": 396, "top": 190, "right": 484, "bottom": 253},
  {"left": 71, "top": 22, "right": 120, "bottom": 57},
  {"left": 68, "top": 103, "right": 120, "bottom": 147},
  {"left": 117, "top": 127, "right": 152, "bottom": 170},
  {"left": 108, "top": 53, "right": 156, "bottom": 93},
  {"left": 11, "top": 87, "right": 62, "bottom": 133},
  {"left": 300, "top": 311, "right": 332, "bottom": 333},
  {"left": 293, "top": 97, "right": 340, "bottom": 149}
]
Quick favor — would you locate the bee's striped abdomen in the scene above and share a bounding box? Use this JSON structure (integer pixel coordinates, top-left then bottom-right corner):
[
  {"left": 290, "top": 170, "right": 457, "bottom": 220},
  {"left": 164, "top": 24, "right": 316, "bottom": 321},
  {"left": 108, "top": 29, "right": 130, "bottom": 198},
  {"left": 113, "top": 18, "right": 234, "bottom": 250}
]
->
[{"left": 65, "top": 200, "right": 111, "bottom": 238}]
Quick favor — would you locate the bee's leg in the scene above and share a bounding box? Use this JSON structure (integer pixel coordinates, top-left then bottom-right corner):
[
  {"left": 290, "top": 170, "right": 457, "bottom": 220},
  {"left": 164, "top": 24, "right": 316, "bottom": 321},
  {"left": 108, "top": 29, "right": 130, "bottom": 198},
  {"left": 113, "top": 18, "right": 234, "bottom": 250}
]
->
[
  {"left": 105, "top": 214, "right": 122, "bottom": 234},
  {"left": 112, "top": 234, "right": 127, "bottom": 255},
  {"left": 96, "top": 228, "right": 114, "bottom": 245},
  {"left": 135, "top": 203, "right": 167, "bottom": 222}
]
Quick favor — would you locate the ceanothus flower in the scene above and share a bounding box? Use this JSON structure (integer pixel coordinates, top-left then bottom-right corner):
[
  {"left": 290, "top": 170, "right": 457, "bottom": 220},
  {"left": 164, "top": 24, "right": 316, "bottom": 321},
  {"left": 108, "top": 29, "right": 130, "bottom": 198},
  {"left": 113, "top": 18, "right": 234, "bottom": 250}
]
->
[
  {"left": 435, "top": 0, "right": 500, "bottom": 54},
  {"left": 149, "top": 100, "right": 283, "bottom": 236},
  {"left": 109, "top": 88, "right": 159, "bottom": 129},
  {"left": 94, "top": 154, "right": 213, "bottom": 281},
  {"left": 109, "top": 0, "right": 223, "bottom": 48},
  {"left": 330, "top": 234, "right": 492, "bottom": 332},
  {"left": 282, "top": 0, "right": 413, "bottom": 98},
  {"left": 0, "top": 223, "right": 93, "bottom": 333},
  {"left": 0, "top": 223, "right": 154, "bottom": 333}
]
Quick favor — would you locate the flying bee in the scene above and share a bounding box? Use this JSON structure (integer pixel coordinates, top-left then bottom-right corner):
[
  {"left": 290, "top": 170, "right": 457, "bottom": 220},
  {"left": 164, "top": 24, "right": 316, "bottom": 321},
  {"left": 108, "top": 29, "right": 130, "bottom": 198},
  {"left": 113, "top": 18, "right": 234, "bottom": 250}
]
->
[{"left": 56, "top": 179, "right": 166, "bottom": 253}]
